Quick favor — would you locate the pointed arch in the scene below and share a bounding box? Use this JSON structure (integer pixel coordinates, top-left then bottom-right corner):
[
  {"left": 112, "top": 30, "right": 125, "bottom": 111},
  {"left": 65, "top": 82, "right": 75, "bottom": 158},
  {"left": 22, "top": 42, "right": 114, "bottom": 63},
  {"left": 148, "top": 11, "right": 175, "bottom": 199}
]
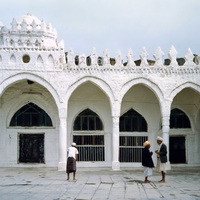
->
[
  {"left": 0, "top": 73, "right": 61, "bottom": 106},
  {"left": 120, "top": 108, "right": 147, "bottom": 132},
  {"left": 10, "top": 54, "right": 16, "bottom": 63},
  {"left": 48, "top": 54, "right": 54, "bottom": 64},
  {"left": 170, "top": 108, "right": 191, "bottom": 128},
  {"left": 27, "top": 40, "right": 31, "bottom": 46},
  {"left": 66, "top": 76, "right": 115, "bottom": 116},
  {"left": 121, "top": 77, "right": 164, "bottom": 105},
  {"left": 35, "top": 40, "right": 40, "bottom": 47},
  {"left": 66, "top": 76, "right": 115, "bottom": 102},
  {"left": 10, "top": 102, "right": 53, "bottom": 127},
  {"left": 18, "top": 39, "right": 23, "bottom": 46},
  {"left": 170, "top": 82, "right": 200, "bottom": 101},
  {"left": 73, "top": 108, "right": 103, "bottom": 131},
  {"left": 37, "top": 55, "right": 43, "bottom": 64}
]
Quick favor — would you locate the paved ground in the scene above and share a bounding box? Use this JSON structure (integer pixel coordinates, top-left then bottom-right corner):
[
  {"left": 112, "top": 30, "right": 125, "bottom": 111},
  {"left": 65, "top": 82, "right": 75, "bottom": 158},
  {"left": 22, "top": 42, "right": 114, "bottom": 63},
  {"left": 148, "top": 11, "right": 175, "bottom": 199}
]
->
[{"left": 0, "top": 166, "right": 199, "bottom": 200}]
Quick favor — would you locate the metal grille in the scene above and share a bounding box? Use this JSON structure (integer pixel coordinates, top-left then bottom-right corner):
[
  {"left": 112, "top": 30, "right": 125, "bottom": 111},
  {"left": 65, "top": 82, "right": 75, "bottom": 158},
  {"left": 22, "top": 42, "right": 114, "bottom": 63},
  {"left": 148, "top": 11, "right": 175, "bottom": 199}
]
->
[
  {"left": 119, "top": 136, "right": 148, "bottom": 162},
  {"left": 76, "top": 146, "right": 104, "bottom": 161},
  {"left": 73, "top": 135, "right": 105, "bottom": 161}
]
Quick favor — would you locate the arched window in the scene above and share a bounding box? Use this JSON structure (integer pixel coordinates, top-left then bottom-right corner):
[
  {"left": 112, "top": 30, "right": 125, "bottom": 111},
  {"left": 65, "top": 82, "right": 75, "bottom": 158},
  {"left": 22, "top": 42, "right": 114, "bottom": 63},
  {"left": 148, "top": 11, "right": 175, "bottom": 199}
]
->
[
  {"left": 170, "top": 108, "right": 191, "bottom": 128},
  {"left": 120, "top": 109, "right": 147, "bottom": 132},
  {"left": 10, "top": 103, "right": 53, "bottom": 127},
  {"left": 73, "top": 108, "right": 103, "bottom": 131},
  {"left": 73, "top": 109, "right": 104, "bottom": 162},
  {"left": 119, "top": 109, "right": 147, "bottom": 163}
]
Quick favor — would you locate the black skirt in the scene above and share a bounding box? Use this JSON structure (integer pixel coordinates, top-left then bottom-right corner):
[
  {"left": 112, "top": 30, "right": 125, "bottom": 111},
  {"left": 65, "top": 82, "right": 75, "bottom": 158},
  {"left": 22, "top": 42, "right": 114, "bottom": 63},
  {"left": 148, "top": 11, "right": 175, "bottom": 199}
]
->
[{"left": 66, "top": 157, "right": 76, "bottom": 173}]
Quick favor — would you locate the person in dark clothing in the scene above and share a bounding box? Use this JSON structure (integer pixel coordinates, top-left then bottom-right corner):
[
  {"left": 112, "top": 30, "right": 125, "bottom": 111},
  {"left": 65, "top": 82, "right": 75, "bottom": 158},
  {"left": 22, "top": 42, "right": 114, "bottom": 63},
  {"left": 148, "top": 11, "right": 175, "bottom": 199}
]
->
[
  {"left": 155, "top": 136, "right": 167, "bottom": 183},
  {"left": 142, "top": 140, "right": 154, "bottom": 183}
]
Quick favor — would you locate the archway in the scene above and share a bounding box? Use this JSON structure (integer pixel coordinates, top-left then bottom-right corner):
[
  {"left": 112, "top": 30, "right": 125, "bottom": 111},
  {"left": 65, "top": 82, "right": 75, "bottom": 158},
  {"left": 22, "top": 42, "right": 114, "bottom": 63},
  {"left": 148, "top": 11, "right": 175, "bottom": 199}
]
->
[
  {"left": 170, "top": 87, "right": 200, "bottom": 164},
  {"left": 120, "top": 83, "right": 161, "bottom": 165},
  {"left": 0, "top": 78, "right": 59, "bottom": 167},
  {"left": 68, "top": 81, "right": 112, "bottom": 167}
]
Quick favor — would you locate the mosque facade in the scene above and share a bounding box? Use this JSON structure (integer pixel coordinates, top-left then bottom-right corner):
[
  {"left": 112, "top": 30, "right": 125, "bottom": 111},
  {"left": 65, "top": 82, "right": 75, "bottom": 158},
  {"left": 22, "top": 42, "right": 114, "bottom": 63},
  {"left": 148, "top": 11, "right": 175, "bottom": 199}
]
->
[{"left": 0, "top": 14, "right": 200, "bottom": 171}]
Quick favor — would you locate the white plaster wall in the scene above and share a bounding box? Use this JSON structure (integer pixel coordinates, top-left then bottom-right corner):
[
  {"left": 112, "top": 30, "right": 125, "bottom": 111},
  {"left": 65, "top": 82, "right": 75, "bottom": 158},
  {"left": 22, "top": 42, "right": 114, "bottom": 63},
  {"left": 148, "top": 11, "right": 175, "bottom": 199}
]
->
[{"left": 0, "top": 80, "right": 59, "bottom": 167}]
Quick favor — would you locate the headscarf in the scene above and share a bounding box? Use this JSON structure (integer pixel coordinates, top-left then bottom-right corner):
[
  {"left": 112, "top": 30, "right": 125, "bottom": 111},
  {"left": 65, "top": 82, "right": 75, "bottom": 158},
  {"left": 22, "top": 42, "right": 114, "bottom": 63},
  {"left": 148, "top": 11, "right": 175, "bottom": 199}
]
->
[{"left": 143, "top": 140, "right": 150, "bottom": 147}]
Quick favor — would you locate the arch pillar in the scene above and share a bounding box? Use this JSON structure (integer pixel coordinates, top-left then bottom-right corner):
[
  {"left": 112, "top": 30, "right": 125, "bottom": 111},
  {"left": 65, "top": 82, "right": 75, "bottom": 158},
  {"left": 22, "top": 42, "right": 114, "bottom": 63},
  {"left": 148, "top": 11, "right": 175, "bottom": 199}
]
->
[
  {"left": 58, "top": 105, "right": 67, "bottom": 171},
  {"left": 161, "top": 99, "right": 172, "bottom": 170},
  {"left": 111, "top": 100, "right": 121, "bottom": 170}
]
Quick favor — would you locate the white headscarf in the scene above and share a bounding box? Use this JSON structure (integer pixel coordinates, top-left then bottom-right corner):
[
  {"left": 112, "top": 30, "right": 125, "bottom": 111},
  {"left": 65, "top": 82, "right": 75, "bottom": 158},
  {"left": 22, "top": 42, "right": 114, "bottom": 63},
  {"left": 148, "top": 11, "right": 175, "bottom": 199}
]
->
[{"left": 157, "top": 136, "right": 163, "bottom": 141}]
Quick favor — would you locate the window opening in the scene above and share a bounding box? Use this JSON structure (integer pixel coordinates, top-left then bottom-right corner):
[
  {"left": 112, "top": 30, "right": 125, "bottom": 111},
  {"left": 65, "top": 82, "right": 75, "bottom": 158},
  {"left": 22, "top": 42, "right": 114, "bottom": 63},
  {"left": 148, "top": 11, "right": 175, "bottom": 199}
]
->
[
  {"left": 73, "top": 135, "right": 104, "bottom": 161},
  {"left": 119, "top": 109, "right": 148, "bottom": 163},
  {"left": 119, "top": 136, "right": 148, "bottom": 162},
  {"left": 74, "top": 109, "right": 103, "bottom": 131},
  {"left": 120, "top": 109, "right": 147, "bottom": 132},
  {"left": 22, "top": 55, "right": 30, "bottom": 63},
  {"left": 169, "top": 136, "right": 186, "bottom": 163},
  {"left": 170, "top": 108, "right": 191, "bottom": 128},
  {"left": 10, "top": 103, "right": 53, "bottom": 127},
  {"left": 73, "top": 108, "right": 104, "bottom": 161}
]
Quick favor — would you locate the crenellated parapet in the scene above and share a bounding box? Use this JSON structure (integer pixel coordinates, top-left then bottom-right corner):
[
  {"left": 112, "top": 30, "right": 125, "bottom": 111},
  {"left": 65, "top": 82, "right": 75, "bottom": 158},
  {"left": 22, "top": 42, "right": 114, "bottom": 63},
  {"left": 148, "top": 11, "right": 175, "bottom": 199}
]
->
[
  {"left": 0, "top": 14, "right": 200, "bottom": 74},
  {"left": 0, "top": 14, "right": 65, "bottom": 71},
  {"left": 66, "top": 46, "right": 200, "bottom": 74}
]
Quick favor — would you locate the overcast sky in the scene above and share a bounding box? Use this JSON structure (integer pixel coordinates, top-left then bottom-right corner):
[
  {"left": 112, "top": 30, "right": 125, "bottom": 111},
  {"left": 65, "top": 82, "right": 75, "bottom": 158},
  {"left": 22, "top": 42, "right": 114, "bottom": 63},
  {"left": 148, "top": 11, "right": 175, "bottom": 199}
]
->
[{"left": 0, "top": 0, "right": 200, "bottom": 60}]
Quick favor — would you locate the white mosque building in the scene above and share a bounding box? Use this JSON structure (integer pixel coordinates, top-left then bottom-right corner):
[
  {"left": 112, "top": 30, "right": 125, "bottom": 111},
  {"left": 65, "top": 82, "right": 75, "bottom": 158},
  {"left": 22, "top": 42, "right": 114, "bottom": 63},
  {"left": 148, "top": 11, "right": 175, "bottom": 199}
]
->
[{"left": 0, "top": 14, "right": 200, "bottom": 171}]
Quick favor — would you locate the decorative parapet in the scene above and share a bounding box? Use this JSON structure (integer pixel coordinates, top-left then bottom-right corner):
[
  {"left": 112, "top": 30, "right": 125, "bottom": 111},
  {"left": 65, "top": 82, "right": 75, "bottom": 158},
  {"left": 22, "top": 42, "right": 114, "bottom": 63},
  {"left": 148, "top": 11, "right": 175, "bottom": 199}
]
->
[
  {"left": 0, "top": 14, "right": 62, "bottom": 48},
  {"left": 0, "top": 47, "right": 65, "bottom": 71},
  {"left": 66, "top": 46, "right": 200, "bottom": 74},
  {"left": 168, "top": 45, "right": 178, "bottom": 67},
  {"left": 140, "top": 47, "right": 149, "bottom": 67},
  {"left": 0, "top": 14, "right": 65, "bottom": 71},
  {"left": 154, "top": 47, "right": 164, "bottom": 66},
  {"left": 126, "top": 49, "right": 135, "bottom": 67}
]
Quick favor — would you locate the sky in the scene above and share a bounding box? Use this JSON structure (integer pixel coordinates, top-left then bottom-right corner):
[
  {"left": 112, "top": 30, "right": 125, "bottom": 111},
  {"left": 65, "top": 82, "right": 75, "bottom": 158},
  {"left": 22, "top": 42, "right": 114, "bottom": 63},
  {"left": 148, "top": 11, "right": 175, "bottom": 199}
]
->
[{"left": 0, "top": 0, "right": 200, "bottom": 60}]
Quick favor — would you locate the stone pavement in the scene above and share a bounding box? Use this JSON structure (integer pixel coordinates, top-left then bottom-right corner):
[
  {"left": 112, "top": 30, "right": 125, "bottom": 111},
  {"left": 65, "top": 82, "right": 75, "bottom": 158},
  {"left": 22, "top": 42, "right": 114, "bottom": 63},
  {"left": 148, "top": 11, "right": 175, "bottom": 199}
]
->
[{"left": 0, "top": 166, "right": 199, "bottom": 200}]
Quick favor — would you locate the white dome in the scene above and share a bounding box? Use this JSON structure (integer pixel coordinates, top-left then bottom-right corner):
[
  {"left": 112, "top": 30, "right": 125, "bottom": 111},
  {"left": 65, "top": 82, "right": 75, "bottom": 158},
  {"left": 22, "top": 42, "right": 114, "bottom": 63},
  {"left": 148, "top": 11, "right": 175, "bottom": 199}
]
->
[{"left": 18, "top": 13, "right": 41, "bottom": 25}]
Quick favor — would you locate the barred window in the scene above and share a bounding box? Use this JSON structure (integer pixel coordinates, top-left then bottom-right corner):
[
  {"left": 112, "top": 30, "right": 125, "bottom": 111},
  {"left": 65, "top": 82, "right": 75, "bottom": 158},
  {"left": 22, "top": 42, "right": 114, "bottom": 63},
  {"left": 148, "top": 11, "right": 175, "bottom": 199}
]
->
[
  {"left": 10, "top": 103, "right": 52, "bottom": 127},
  {"left": 73, "top": 135, "right": 104, "bottom": 161},
  {"left": 73, "top": 109, "right": 104, "bottom": 161},
  {"left": 119, "top": 136, "right": 148, "bottom": 162}
]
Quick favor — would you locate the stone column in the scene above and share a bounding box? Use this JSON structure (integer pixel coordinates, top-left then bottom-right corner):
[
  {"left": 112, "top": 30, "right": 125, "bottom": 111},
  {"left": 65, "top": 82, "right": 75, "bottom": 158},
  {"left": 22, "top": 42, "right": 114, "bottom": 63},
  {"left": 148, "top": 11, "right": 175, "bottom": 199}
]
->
[
  {"left": 112, "top": 116, "right": 120, "bottom": 170},
  {"left": 161, "top": 99, "right": 171, "bottom": 170},
  {"left": 58, "top": 107, "right": 67, "bottom": 171},
  {"left": 111, "top": 100, "right": 121, "bottom": 170}
]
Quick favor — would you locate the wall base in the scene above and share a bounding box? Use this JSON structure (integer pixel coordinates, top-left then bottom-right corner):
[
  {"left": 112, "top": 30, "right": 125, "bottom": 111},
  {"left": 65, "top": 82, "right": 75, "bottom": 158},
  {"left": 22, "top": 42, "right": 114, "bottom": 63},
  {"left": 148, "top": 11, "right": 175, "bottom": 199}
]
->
[
  {"left": 112, "top": 161, "right": 120, "bottom": 171},
  {"left": 58, "top": 162, "right": 66, "bottom": 171}
]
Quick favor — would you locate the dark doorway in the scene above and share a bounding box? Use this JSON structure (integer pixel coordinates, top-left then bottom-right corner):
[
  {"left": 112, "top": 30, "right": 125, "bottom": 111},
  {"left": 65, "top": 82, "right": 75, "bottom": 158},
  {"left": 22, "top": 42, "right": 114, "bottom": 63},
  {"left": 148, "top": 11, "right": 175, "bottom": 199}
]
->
[
  {"left": 19, "top": 134, "right": 44, "bottom": 163},
  {"left": 169, "top": 136, "right": 186, "bottom": 163}
]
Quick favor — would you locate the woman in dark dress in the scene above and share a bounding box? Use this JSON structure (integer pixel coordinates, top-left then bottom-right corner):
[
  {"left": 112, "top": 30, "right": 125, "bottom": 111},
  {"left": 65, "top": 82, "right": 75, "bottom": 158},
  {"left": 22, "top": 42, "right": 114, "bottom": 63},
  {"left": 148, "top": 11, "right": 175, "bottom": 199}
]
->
[{"left": 142, "top": 141, "right": 154, "bottom": 183}]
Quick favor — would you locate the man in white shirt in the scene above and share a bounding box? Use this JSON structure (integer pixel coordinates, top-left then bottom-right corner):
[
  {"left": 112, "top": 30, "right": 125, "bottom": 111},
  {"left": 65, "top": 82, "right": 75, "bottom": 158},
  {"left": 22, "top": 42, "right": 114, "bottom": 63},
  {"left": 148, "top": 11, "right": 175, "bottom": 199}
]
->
[{"left": 66, "top": 142, "right": 79, "bottom": 181}]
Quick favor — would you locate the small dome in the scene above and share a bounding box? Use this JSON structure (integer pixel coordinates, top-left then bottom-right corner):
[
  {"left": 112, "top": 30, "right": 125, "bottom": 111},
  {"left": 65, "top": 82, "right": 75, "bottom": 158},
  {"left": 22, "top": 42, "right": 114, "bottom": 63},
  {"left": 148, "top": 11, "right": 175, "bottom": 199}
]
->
[{"left": 18, "top": 13, "right": 41, "bottom": 25}]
